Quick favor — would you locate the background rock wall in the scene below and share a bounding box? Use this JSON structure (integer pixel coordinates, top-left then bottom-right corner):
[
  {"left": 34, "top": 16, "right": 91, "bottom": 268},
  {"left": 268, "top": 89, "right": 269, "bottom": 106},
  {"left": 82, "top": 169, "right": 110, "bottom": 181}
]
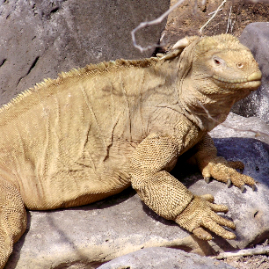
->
[
  {"left": 0, "top": 0, "right": 268, "bottom": 108},
  {"left": 0, "top": 0, "right": 170, "bottom": 106},
  {"left": 233, "top": 23, "right": 269, "bottom": 123}
]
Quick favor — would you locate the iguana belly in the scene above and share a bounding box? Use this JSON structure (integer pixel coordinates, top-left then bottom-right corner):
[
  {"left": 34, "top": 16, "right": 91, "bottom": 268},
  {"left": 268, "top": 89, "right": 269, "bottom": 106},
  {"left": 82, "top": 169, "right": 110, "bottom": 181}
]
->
[{"left": 19, "top": 144, "right": 133, "bottom": 210}]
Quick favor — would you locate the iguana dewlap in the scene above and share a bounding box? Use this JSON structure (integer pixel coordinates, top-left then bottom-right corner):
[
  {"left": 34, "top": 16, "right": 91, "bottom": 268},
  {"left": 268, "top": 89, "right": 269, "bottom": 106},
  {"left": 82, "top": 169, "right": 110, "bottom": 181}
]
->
[{"left": 0, "top": 34, "right": 261, "bottom": 268}]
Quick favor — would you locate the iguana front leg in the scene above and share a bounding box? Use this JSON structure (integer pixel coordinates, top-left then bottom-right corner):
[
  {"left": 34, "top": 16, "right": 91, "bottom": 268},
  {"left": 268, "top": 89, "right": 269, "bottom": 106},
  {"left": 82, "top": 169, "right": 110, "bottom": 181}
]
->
[
  {"left": 130, "top": 134, "right": 236, "bottom": 241},
  {"left": 193, "top": 134, "right": 256, "bottom": 192}
]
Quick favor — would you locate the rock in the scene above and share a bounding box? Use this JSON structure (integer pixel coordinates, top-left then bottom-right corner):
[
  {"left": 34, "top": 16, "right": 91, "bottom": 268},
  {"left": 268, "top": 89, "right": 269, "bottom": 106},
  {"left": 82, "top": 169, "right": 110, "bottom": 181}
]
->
[
  {"left": 6, "top": 188, "right": 206, "bottom": 269},
  {"left": 232, "top": 22, "right": 269, "bottom": 123},
  {"left": 174, "top": 113, "right": 269, "bottom": 252},
  {"left": 0, "top": 0, "right": 170, "bottom": 107},
  {"left": 6, "top": 113, "right": 269, "bottom": 268},
  {"left": 205, "top": 113, "right": 269, "bottom": 250},
  {"left": 97, "top": 247, "right": 236, "bottom": 269}
]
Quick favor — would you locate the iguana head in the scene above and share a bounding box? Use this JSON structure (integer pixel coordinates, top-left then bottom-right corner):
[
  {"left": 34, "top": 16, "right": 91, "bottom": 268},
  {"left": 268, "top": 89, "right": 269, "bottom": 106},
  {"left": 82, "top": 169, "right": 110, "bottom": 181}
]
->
[
  {"left": 192, "top": 34, "right": 261, "bottom": 94},
  {"left": 172, "top": 34, "right": 262, "bottom": 130}
]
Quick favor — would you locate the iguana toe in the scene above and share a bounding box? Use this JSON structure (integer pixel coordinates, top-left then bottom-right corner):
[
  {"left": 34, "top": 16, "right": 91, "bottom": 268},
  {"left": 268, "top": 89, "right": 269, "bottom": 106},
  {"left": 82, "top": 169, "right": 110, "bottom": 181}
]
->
[
  {"left": 176, "top": 195, "right": 236, "bottom": 241},
  {"left": 192, "top": 227, "right": 212, "bottom": 240},
  {"left": 208, "top": 212, "right": 235, "bottom": 230},
  {"left": 200, "top": 193, "right": 214, "bottom": 202},
  {"left": 230, "top": 173, "right": 255, "bottom": 191},
  {"left": 227, "top": 160, "right": 245, "bottom": 171},
  {"left": 201, "top": 157, "right": 256, "bottom": 191},
  {"left": 202, "top": 218, "right": 236, "bottom": 240},
  {"left": 193, "top": 218, "right": 236, "bottom": 241},
  {"left": 208, "top": 202, "right": 229, "bottom": 213}
]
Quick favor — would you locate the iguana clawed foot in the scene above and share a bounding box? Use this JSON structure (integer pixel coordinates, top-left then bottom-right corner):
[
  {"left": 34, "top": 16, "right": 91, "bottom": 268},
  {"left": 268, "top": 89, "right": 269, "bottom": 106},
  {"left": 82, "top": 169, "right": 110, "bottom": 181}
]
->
[
  {"left": 200, "top": 157, "right": 256, "bottom": 192},
  {"left": 176, "top": 194, "right": 236, "bottom": 241}
]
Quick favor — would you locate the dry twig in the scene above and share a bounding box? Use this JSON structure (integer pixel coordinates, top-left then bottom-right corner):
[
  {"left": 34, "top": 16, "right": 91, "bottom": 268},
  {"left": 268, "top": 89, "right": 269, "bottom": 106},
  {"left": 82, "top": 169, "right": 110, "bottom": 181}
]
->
[
  {"left": 216, "top": 246, "right": 269, "bottom": 259},
  {"left": 226, "top": 6, "right": 235, "bottom": 34},
  {"left": 199, "top": 0, "right": 227, "bottom": 34},
  {"left": 131, "top": 0, "right": 186, "bottom": 52}
]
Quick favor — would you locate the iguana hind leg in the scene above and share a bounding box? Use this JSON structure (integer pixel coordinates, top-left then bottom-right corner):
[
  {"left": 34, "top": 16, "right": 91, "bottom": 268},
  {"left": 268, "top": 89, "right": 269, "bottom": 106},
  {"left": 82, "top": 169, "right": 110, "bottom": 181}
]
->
[
  {"left": 0, "top": 179, "right": 27, "bottom": 269},
  {"left": 194, "top": 134, "right": 255, "bottom": 191}
]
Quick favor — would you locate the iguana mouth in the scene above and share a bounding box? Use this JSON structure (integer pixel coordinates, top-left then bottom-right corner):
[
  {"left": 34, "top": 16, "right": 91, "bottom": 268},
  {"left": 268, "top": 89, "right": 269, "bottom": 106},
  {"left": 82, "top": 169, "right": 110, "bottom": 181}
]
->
[{"left": 213, "top": 71, "right": 262, "bottom": 88}]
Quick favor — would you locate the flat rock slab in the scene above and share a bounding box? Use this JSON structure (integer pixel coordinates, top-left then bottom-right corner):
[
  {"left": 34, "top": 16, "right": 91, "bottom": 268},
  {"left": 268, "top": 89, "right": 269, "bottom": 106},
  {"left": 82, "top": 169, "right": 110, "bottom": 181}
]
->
[
  {"left": 6, "top": 189, "right": 197, "bottom": 269},
  {"left": 97, "top": 247, "right": 236, "bottom": 269},
  {"left": 6, "top": 113, "right": 269, "bottom": 268},
  {"left": 201, "top": 113, "right": 269, "bottom": 250}
]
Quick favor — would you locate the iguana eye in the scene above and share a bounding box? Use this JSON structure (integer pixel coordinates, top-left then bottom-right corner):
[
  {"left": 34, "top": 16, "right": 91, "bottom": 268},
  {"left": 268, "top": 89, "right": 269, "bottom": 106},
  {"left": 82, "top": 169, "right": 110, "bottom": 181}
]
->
[
  {"left": 213, "top": 56, "right": 225, "bottom": 67},
  {"left": 214, "top": 59, "right": 220, "bottom": 65},
  {"left": 237, "top": 63, "right": 244, "bottom": 68}
]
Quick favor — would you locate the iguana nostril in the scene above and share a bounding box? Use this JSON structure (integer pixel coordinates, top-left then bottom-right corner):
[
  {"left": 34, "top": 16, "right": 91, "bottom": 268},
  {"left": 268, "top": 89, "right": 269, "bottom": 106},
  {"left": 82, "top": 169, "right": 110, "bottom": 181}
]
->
[{"left": 237, "top": 63, "right": 244, "bottom": 68}]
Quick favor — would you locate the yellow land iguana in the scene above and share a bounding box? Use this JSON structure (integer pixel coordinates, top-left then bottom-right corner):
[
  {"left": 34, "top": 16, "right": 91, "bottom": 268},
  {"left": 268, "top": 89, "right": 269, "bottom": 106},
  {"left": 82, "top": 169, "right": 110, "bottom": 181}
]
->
[{"left": 0, "top": 34, "right": 262, "bottom": 268}]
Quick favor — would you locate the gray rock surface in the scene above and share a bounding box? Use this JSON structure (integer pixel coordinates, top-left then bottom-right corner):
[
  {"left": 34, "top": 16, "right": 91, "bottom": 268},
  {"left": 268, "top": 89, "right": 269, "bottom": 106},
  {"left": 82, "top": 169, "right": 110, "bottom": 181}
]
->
[
  {"left": 233, "top": 22, "right": 269, "bottom": 123},
  {"left": 6, "top": 189, "right": 201, "bottom": 269},
  {"left": 0, "top": 0, "right": 169, "bottom": 106},
  {"left": 206, "top": 113, "right": 269, "bottom": 249},
  {"left": 6, "top": 113, "right": 269, "bottom": 269},
  {"left": 97, "top": 247, "right": 236, "bottom": 269}
]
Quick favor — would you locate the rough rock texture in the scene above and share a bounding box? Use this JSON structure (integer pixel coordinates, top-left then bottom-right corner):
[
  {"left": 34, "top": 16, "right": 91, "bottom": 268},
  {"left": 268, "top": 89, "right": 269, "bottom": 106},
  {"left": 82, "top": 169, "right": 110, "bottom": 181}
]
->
[
  {"left": 97, "top": 247, "right": 236, "bottom": 269},
  {"left": 203, "top": 113, "right": 269, "bottom": 248},
  {"left": 162, "top": 0, "right": 269, "bottom": 50},
  {"left": 232, "top": 22, "right": 269, "bottom": 123},
  {"left": 0, "top": 0, "right": 169, "bottom": 106},
  {"left": 5, "top": 113, "right": 269, "bottom": 269}
]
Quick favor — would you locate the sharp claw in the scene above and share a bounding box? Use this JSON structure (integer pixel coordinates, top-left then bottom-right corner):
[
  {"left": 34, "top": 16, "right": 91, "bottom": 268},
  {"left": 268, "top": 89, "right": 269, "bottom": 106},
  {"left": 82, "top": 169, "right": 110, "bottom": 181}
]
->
[
  {"left": 252, "top": 185, "right": 257, "bottom": 191},
  {"left": 226, "top": 179, "right": 232, "bottom": 188},
  {"left": 241, "top": 184, "right": 246, "bottom": 193},
  {"left": 204, "top": 177, "right": 211, "bottom": 184}
]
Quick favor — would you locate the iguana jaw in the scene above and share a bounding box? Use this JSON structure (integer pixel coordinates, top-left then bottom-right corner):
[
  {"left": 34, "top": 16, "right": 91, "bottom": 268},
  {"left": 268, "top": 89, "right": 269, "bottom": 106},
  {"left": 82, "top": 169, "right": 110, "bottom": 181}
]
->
[{"left": 212, "top": 70, "right": 262, "bottom": 89}]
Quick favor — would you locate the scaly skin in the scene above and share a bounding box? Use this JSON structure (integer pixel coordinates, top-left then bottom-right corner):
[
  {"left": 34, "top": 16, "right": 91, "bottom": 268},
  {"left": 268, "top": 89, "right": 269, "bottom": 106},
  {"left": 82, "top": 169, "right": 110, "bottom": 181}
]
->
[{"left": 0, "top": 34, "right": 261, "bottom": 268}]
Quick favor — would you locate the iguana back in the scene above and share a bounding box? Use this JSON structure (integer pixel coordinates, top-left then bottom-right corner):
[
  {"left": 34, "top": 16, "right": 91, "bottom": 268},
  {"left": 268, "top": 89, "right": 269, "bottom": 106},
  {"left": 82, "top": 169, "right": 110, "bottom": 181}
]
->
[{"left": 0, "top": 58, "right": 178, "bottom": 210}]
